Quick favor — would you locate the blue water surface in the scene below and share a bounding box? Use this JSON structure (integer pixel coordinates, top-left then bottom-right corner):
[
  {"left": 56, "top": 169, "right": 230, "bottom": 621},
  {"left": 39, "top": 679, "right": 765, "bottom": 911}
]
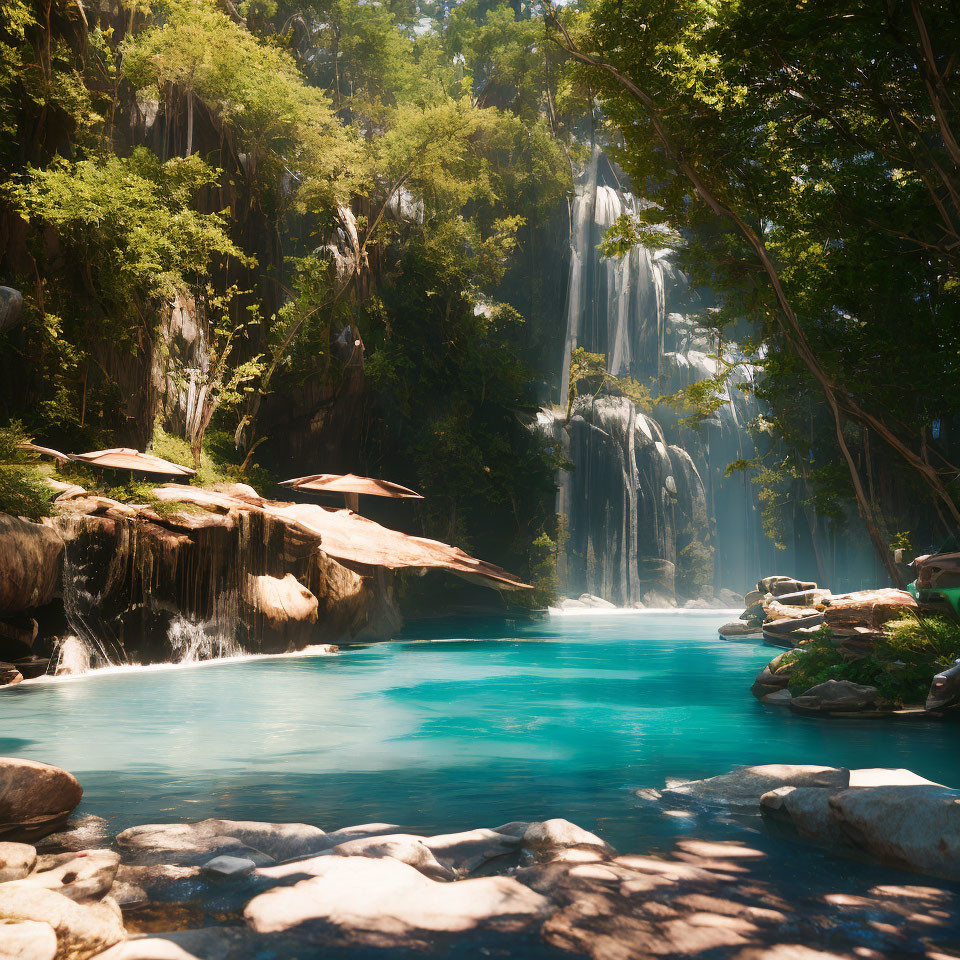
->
[{"left": 0, "top": 611, "right": 956, "bottom": 852}]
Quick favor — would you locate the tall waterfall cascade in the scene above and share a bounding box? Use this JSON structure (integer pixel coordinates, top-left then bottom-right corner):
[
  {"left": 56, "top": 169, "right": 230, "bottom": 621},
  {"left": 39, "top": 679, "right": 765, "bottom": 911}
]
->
[{"left": 541, "top": 151, "right": 774, "bottom": 606}]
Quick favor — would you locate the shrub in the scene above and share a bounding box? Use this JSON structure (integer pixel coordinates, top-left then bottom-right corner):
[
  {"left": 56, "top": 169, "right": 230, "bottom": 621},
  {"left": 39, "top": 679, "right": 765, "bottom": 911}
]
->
[
  {"left": 786, "top": 613, "right": 960, "bottom": 706},
  {"left": 0, "top": 422, "right": 55, "bottom": 520}
]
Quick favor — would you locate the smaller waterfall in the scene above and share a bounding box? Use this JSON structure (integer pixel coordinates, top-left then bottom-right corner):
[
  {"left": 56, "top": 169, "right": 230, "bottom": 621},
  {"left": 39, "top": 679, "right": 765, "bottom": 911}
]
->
[{"left": 167, "top": 617, "right": 242, "bottom": 663}]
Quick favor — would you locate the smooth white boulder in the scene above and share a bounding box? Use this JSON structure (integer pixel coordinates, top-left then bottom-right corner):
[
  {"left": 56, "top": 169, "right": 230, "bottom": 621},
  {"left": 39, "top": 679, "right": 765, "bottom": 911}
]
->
[
  {"left": 0, "top": 919, "right": 58, "bottom": 960},
  {"left": 0, "top": 843, "right": 36, "bottom": 882},
  {"left": 331, "top": 834, "right": 455, "bottom": 881},
  {"left": 0, "top": 884, "right": 125, "bottom": 959},
  {"left": 422, "top": 828, "right": 522, "bottom": 874},
  {"left": 523, "top": 819, "right": 615, "bottom": 861},
  {"left": 244, "top": 855, "right": 552, "bottom": 944},
  {"left": 18, "top": 849, "right": 119, "bottom": 901},
  {"left": 116, "top": 819, "right": 325, "bottom": 865}
]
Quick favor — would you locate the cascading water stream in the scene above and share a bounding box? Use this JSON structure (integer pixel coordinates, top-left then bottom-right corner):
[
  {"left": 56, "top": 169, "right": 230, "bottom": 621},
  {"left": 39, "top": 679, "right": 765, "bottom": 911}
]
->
[{"left": 542, "top": 150, "right": 773, "bottom": 604}]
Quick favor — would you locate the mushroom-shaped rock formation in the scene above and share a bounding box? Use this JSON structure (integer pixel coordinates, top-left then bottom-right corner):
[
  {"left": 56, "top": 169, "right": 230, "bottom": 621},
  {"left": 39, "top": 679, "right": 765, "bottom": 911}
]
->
[{"left": 68, "top": 448, "right": 196, "bottom": 477}]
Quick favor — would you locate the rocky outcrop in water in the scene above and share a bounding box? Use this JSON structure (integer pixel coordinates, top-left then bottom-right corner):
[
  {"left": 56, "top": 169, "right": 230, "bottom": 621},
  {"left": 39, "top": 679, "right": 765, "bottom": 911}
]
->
[{"left": 0, "top": 477, "right": 530, "bottom": 673}]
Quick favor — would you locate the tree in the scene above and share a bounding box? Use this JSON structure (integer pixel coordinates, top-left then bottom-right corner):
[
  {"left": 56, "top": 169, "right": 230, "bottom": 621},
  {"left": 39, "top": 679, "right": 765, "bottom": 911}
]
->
[{"left": 545, "top": 0, "right": 960, "bottom": 579}]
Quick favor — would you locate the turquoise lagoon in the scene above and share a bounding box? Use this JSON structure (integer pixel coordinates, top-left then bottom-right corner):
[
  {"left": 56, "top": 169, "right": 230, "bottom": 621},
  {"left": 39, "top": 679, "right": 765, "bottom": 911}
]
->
[{"left": 0, "top": 611, "right": 957, "bottom": 852}]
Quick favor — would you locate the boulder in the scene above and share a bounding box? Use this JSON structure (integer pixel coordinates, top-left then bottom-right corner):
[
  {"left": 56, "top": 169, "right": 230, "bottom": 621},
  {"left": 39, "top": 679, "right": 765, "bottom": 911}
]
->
[
  {"left": 761, "top": 689, "right": 793, "bottom": 705},
  {"left": 664, "top": 764, "right": 850, "bottom": 806},
  {"left": 244, "top": 855, "right": 552, "bottom": 947},
  {"left": 0, "top": 759, "right": 83, "bottom": 841},
  {"left": 761, "top": 599, "right": 813, "bottom": 622},
  {"left": 0, "top": 665, "right": 22, "bottom": 687},
  {"left": 0, "top": 516, "right": 63, "bottom": 616},
  {"left": 757, "top": 575, "right": 795, "bottom": 594},
  {"left": 576, "top": 593, "right": 616, "bottom": 609},
  {"left": 926, "top": 660, "right": 960, "bottom": 711},
  {"left": 330, "top": 834, "right": 455, "bottom": 881},
  {"left": 760, "top": 786, "right": 843, "bottom": 845},
  {"left": 769, "top": 579, "right": 817, "bottom": 597},
  {"left": 750, "top": 651, "right": 797, "bottom": 700},
  {"left": 716, "top": 588, "right": 744, "bottom": 607},
  {"left": 718, "top": 621, "right": 761, "bottom": 639},
  {"left": 115, "top": 819, "right": 325, "bottom": 865},
  {"left": 36, "top": 816, "right": 109, "bottom": 854},
  {"left": 20, "top": 849, "right": 120, "bottom": 901},
  {"left": 0, "top": 884, "right": 124, "bottom": 959},
  {"left": 522, "top": 820, "right": 615, "bottom": 862},
  {"left": 0, "top": 843, "right": 36, "bottom": 882},
  {"left": 821, "top": 589, "right": 917, "bottom": 631},
  {"left": 828, "top": 784, "right": 960, "bottom": 880},
  {"left": 760, "top": 768, "right": 946, "bottom": 853},
  {"left": 0, "top": 287, "right": 23, "bottom": 336},
  {"left": 0, "top": 919, "right": 57, "bottom": 960},
  {"left": 242, "top": 574, "right": 318, "bottom": 652},
  {"left": 423, "top": 828, "right": 523, "bottom": 874},
  {"left": 200, "top": 855, "right": 256, "bottom": 878},
  {"left": 790, "top": 680, "right": 879, "bottom": 712}
]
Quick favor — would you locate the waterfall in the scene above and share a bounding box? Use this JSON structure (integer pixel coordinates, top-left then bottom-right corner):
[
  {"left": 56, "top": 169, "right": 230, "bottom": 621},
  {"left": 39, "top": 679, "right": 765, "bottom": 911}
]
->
[{"left": 543, "top": 150, "right": 772, "bottom": 605}]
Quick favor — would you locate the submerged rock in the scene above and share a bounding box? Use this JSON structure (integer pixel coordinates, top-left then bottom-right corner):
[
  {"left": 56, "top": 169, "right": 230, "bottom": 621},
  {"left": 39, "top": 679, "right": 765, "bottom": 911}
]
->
[
  {"left": 663, "top": 764, "right": 850, "bottom": 806},
  {"left": 116, "top": 819, "right": 326, "bottom": 866},
  {"left": 0, "top": 759, "right": 83, "bottom": 842}
]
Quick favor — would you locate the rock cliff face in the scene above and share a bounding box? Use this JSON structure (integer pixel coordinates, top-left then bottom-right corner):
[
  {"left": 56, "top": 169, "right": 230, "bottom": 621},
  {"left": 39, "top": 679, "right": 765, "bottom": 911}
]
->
[
  {"left": 0, "top": 479, "right": 528, "bottom": 674},
  {"left": 50, "top": 489, "right": 402, "bottom": 668}
]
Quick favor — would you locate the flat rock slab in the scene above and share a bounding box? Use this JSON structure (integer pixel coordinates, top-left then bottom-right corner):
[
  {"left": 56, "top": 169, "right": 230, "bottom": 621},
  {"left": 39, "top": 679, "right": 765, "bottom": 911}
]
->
[
  {"left": 664, "top": 765, "right": 849, "bottom": 806},
  {"left": 116, "top": 819, "right": 326, "bottom": 865},
  {"left": 245, "top": 854, "right": 552, "bottom": 949}
]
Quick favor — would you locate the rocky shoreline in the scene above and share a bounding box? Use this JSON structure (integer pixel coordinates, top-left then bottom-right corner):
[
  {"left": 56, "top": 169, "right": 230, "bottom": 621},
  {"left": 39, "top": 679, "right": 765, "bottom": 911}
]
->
[
  {"left": 2, "top": 758, "right": 959, "bottom": 959},
  {"left": 719, "top": 574, "right": 960, "bottom": 717}
]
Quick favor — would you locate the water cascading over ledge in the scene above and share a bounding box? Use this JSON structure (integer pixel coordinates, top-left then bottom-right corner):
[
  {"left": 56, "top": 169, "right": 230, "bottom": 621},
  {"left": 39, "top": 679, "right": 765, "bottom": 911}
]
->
[{"left": 542, "top": 150, "right": 776, "bottom": 605}]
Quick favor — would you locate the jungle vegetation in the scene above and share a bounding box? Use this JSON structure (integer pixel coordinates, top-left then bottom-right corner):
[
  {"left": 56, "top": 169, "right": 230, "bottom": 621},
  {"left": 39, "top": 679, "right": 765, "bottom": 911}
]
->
[{"left": 1, "top": 0, "right": 959, "bottom": 595}]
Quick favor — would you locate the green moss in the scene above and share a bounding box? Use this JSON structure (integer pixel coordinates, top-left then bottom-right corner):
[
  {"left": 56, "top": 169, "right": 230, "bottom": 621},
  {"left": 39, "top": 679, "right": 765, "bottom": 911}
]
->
[{"left": 102, "top": 480, "right": 207, "bottom": 518}]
